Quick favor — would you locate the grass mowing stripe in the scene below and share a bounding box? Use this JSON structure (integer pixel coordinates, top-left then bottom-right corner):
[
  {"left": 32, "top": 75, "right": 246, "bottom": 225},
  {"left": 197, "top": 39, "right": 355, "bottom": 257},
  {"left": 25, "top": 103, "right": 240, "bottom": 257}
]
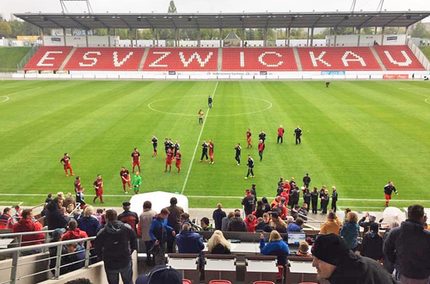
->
[{"left": 181, "top": 81, "right": 219, "bottom": 194}]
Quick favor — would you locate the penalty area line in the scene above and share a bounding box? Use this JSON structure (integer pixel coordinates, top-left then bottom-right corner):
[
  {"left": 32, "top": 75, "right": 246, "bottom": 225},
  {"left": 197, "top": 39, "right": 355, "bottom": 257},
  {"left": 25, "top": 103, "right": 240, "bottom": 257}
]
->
[{"left": 180, "top": 81, "right": 219, "bottom": 195}]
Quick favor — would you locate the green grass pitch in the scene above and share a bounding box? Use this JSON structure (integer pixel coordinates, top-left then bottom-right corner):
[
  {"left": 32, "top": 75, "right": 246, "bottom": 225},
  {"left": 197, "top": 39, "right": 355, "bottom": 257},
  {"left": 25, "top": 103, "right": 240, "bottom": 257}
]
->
[{"left": 0, "top": 80, "right": 429, "bottom": 210}]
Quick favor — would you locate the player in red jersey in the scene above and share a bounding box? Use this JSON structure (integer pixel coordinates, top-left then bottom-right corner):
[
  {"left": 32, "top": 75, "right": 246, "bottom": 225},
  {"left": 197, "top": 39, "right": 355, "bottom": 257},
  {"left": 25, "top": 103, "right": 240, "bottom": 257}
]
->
[
  {"left": 277, "top": 125, "right": 285, "bottom": 144},
  {"left": 131, "top": 148, "right": 141, "bottom": 172},
  {"left": 175, "top": 150, "right": 182, "bottom": 173},
  {"left": 246, "top": 129, "right": 252, "bottom": 148},
  {"left": 165, "top": 148, "right": 174, "bottom": 173},
  {"left": 60, "top": 153, "right": 73, "bottom": 176},
  {"left": 208, "top": 140, "right": 215, "bottom": 164},
  {"left": 93, "top": 175, "right": 104, "bottom": 204},
  {"left": 258, "top": 139, "right": 265, "bottom": 161},
  {"left": 120, "top": 167, "right": 131, "bottom": 194}
]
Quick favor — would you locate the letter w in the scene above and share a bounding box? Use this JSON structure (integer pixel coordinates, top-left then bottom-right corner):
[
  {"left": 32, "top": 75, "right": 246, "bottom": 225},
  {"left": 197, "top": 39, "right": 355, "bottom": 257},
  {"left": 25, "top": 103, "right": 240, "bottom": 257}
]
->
[{"left": 179, "top": 52, "right": 214, "bottom": 67}]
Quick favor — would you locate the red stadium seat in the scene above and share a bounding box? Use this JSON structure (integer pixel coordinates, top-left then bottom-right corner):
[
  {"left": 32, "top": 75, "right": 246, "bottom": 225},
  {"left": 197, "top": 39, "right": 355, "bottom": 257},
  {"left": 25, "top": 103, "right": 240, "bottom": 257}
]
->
[
  {"left": 182, "top": 279, "right": 192, "bottom": 284},
  {"left": 373, "top": 45, "right": 425, "bottom": 70},
  {"left": 24, "top": 46, "right": 73, "bottom": 71},
  {"left": 253, "top": 281, "right": 275, "bottom": 284},
  {"left": 208, "top": 281, "right": 232, "bottom": 284}
]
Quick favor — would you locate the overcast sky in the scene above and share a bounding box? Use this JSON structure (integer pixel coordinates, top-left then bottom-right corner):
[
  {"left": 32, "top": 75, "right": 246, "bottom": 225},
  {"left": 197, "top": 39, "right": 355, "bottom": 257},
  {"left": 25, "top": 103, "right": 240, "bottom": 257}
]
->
[{"left": 2, "top": 0, "right": 429, "bottom": 21}]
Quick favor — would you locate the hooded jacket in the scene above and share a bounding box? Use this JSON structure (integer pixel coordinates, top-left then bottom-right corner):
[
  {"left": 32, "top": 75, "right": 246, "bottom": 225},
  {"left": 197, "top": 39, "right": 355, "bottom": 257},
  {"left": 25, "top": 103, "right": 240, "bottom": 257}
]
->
[
  {"left": 175, "top": 230, "right": 204, "bottom": 253},
  {"left": 94, "top": 220, "right": 137, "bottom": 270},
  {"left": 13, "top": 218, "right": 45, "bottom": 246},
  {"left": 61, "top": 228, "right": 88, "bottom": 241},
  {"left": 46, "top": 201, "right": 69, "bottom": 230}
]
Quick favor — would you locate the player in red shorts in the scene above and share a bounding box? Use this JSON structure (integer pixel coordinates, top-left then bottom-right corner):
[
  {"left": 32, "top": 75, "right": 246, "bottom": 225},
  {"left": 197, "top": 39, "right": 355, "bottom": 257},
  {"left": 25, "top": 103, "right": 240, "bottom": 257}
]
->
[
  {"left": 175, "top": 150, "right": 182, "bottom": 173},
  {"left": 131, "top": 148, "right": 141, "bottom": 172},
  {"left": 165, "top": 148, "right": 174, "bottom": 173},
  {"left": 384, "top": 181, "right": 398, "bottom": 207},
  {"left": 209, "top": 140, "right": 215, "bottom": 164},
  {"left": 246, "top": 129, "right": 252, "bottom": 148},
  {"left": 93, "top": 174, "right": 104, "bottom": 204},
  {"left": 60, "top": 153, "right": 73, "bottom": 176},
  {"left": 120, "top": 167, "right": 131, "bottom": 194}
]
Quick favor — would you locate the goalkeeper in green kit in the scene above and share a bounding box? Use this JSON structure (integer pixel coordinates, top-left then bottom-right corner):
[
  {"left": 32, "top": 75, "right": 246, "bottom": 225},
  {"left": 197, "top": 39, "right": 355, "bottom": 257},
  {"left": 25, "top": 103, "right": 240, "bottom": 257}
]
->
[{"left": 132, "top": 171, "right": 142, "bottom": 194}]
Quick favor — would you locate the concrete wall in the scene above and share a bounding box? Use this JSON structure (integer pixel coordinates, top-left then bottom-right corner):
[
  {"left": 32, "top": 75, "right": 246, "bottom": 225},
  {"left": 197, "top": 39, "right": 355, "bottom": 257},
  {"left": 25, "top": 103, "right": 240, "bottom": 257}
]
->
[{"left": 0, "top": 252, "right": 49, "bottom": 284}]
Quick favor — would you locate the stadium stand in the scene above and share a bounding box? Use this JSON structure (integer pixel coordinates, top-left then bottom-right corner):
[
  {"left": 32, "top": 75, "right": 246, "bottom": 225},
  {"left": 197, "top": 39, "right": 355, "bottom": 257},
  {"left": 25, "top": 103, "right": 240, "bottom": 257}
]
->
[
  {"left": 24, "top": 46, "right": 73, "bottom": 72},
  {"left": 373, "top": 45, "right": 425, "bottom": 71}
]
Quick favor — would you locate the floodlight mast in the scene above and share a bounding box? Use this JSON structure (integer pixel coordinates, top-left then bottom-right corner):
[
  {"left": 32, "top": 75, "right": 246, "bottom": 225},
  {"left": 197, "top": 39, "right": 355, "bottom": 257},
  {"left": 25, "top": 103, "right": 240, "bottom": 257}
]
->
[{"left": 60, "top": 0, "right": 94, "bottom": 13}]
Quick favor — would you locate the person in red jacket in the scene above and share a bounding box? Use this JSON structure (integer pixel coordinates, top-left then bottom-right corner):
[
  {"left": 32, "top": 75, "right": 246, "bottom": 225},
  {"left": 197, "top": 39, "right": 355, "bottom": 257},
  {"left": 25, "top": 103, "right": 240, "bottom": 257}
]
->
[
  {"left": 0, "top": 207, "right": 14, "bottom": 230},
  {"left": 13, "top": 209, "right": 45, "bottom": 246},
  {"left": 277, "top": 125, "right": 285, "bottom": 144},
  {"left": 258, "top": 139, "right": 265, "bottom": 161},
  {"left": 61, "top": 219, "right": 88, "bottom": 241},
  {"left": 244, "top": 214, "right": 258, "bottom": 232}
]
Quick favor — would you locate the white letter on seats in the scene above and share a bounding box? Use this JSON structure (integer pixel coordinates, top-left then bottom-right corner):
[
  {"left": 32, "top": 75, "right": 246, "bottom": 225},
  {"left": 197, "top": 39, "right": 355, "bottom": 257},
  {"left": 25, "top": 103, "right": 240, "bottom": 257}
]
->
[
  {"left": 240, "top": 51, "right": 245, "bottom": 68},
  {"left": 79, "top": 51, "right": 101, "bottom": 67},
  {"left": 384, "top": 50, "right": 412, "bottom": 67},
  {"left": 309, "top": 51, "right": 331, "bottom": 67},
  {"left": 36, "top": 51, "right": 63, "bottom": 67},
  {"left": 149, "top": 51, "right": 170, "bottom": 67},
  {"left": 113, "top": 51, "right": 133, "bottom": 67},
  {"left": 342, "top": 51, "right": 366, "bottom": 67},
  {"left": 179, "top": 52, "right": 213, "bottom": 67},
  {"left": 258, "top": 52, "right": 283, "bottom": 67}
]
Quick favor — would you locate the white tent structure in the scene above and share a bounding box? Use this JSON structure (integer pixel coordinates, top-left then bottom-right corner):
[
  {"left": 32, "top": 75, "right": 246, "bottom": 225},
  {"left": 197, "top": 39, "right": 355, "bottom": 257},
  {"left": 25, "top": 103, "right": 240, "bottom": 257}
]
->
[{"left": 129, "top": 191, "right": 189, "bottom": 216}]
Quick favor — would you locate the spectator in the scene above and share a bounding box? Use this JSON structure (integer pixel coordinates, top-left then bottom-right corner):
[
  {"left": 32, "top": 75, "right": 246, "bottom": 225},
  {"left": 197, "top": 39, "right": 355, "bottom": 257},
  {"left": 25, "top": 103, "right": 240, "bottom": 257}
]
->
[
  {"left": 61, "top": 219, "right": 88, "bottom": 241},
  {"left": 118, "top": 201, "right": 139, "bottom": 233},
  {"left": 270, "top": 212, "right": 287, "bottom": 233},
  {"left": 94, "top": 209, "right": 137, "bottom": 284},
  {"left": 320, "top": 189, "right": 330, "bottom": 214},
  {"left": 287, "top": 217, "right": 304, "bottom": 232},
  {"left": 244, "top": 214, "right": 258, "bottom": 232},
  {"left": 212, "top": 203, "right": 226, "bottom": 231},
  {"left": 382, "top": 221, "right": 400, "bottom": 274},
  {"left": 298, "top": 203, "right": 308, "bottom": 220},
  {"left": 297, "top": 241, "right": 312, "bottom": 257},
  {"left": 139, "top": 201, "right": 157, "bottom": 266},
  {"left": 0, "top": 207, "right": 14, "bottom": 230},
  {"left": 180, "top": 213, "right": 199, "bottom": 231},
  {"left": 13, "top": 209, "right": 45, "bottom": 246},
  {"left": 135, "top": 265, "right": 182, "bottom": 284},
  {"left": 200, "top": 217, "right": 213, "bottom": 231},
  {"left": 207, "top": 230, "right": 231, "bottom": 254},
  {"left": 343, "top": 208, "right": 352, "bottom": 223},
  {"left": 165, "top": 197, "right": 184, "bottom": 253},
  {"left": 290, "top": 187, "right": 299, "bottom": 209},
  {"left": 221, "top": 212, "right": 234, "bottom": 231},
  {"left": 61, "top": 243, "right": 85, "bottom": 274},
  {"left": 310, "top": 187, "right": 319, "bottom": 214},
  {"left": 255, "top": 213, "right": 273, "bottom": 232},
  {"left": 77, "top": 205, "right": 100, "bottom": 237},
  {"left": 319, "top": 212, "right": 341, "bottom": 235},
  {"left": 384, "top": 204, "right": 430, "bottom": 283},
  {"left": 49, "top": 229, "right": 63, "bottom": 274},
  {"left": 359, "top": 213, "right": 377, "bottom": 235},
  {"left": 271, "top": 196, "right": 281, "bottom": 209},
  {"left": 149, "top": 208, "right": 175, "bottom": 265},
  {"left": 340, "top": 211, "right": 359, "bottom": 251},
  {"left": 227, "top": 211, "right": 247, "bottom": 232},
  {"left": 13, "top": 205, "right": 22, "bottom": 223},
  {"left": 253, "top": 200, "right": 265, "bottom": 218},
  {"left": 274, "top": 197, "right": 288, "bottom": 219},
  {"left": 95, "top": 208, "right": 105, "bottom": 225},
  {"left": 331, "top": 186, "right": 338, "bottom": 212},
  {"left": 261, "top": 197, "right": 271, "bottom": 212},
  {"left": 361, "top": 223, "right": 383, "bottom": 261},
  {"left": 250, "top": 184, "right": 257, "bottom": 203},
  {"left": 259, "top": 230, "right": 290, "bottom": 266},
  {"left": 242, "top": 189, "right": 255, "bottom": 216},
  {"left": 46, "top": 197, "right": 69, "bottom": 230},
  {"left": 175, "top": 223, "right": 204, "bottom": 254},
  {"left": 303, "top": 188, "right": 311, "bottom": 209}
]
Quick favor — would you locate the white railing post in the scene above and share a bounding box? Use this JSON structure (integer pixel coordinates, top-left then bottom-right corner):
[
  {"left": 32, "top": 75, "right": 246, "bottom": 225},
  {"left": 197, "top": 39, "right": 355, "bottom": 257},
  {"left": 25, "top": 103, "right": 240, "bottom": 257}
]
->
[
  {"left": 10, "top": 251, "right": 19, "bottom": 284},
  {"left": 54, "top": 243, "right": 63, "bottom": 279},
  {"left": 84, "top": 240, "right": 91, "bottom": 268}
]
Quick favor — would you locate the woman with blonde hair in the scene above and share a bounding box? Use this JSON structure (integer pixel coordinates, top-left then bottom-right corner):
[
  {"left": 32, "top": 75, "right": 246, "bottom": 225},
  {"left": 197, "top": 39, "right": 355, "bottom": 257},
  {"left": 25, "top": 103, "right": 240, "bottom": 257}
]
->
[
  {"left": 77, "top": 205, "right": 100, "bottom": 237},
  {"left": 207, "top": 230, "right": 231, "bottom": 254},
  {"left": 340, "top": 211, "right": 360, "bottom": 251},
  {"left": 259, "top": 230, "right": 290, "bottom": 266}
]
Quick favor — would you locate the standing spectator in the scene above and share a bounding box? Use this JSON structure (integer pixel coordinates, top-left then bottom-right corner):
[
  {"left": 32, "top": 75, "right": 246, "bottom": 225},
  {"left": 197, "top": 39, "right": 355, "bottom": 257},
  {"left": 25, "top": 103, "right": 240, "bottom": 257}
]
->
[
  {"left": 287, "top": 217, "right": 304, "bottom": 232},
  {"left": 207, "top": 230, "right": 231, "bottom": 254},
  {"left": 94, "top": 209, "right": 137, "bottom": 284},
  {"left": 250, "top": 184, "right": 258, "bottom": 202},
  {"left": 359, "top": 213, "right": 377, "bottom": 235},
  {"left": 303, "top": 188, "right": 311, "bottom": 210},
  {"left": 118, "top": 202, "right": 139, "bottom": 233},
  {"left": 244, "top": 214, "right": 258, "bottom": 232},
  {"left": 13, "top": 209, "right": 45, "bottom": 246},
  {"left": 303, "top": 173, "right": 311, "bottom": 188},
  {"left": 242, "top": 189, "right": 255, "bottom": 216},
  {"left": 310, "top": 187, "right": 318, "bottom": 214},
  {"left": 320, "top": 212, "right": 341, "bottom": 235},
  {"left": 311, "top": 234, "right": 396, "bottom": 284},
  {"left": 200, "top": 217, "right": 213, "bottom": 231},
  {"left": 46, "top": 197, "right": 69, "bottom": 230},
  {"left": 361, "top": 223, "right": 383, "bottom": 261},
  {"left": 331, "top": 186, "right": 338, "bottom": 212},
  {"left": 290, "top": 187, "right": 299, "bottom": 209},
  {"left": 256, "top": 213, "right": 273, "bottom": 233},
  {"left": 149, "top": 208, "right": 175, "bottom": 265},
  {"left": 165, "top": 197, "right": 184, "bottom": 253},
  {"left": 254, "top": 200, "right": 265, "bottom": 218},
  {"left": 221, "top": 212, "right": 234, "bottom": 231},
  {"left": 61, "top": 219, "right": 88, "bottom": 241},
  {"left": 0, "top": 207, "right": 14, "bottom": 230},
  {"left": 261, "top": 197, "right": 271, "bottom": 213},
  {"left": 320, "top": 189, "right": 330, "bottom": 214},
  {"left": 340, "top": 211, "right": 359, "bottom": 251},
  {"left": 259, "top": 230, "right": 290, "bottom": 266},
  {"left": 227, "top": 211, "right": 247, "bottom": 232},
  {"left": 175, "top": 223, "right": 204, "bottom": 254},
  {"left": 77, "top": 206, "right": 100, "bottom": 237},
  {"left": 212, "top": 203, "right": 226, "bottom": 231},
  {"left": 138, "top": 201, "right": 157, "bottom": 266},
  {"left": 384, "top": 204, "right": 430, "bottom": 283}
]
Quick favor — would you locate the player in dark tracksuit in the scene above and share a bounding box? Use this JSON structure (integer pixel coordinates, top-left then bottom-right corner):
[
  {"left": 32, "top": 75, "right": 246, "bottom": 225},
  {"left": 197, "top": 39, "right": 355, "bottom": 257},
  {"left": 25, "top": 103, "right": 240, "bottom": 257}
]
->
[
  {"left": 151, "top": 136, "right": 158, "bottom": 157},
  {"left": 294, "top": 126, "right": 302, "bottom": 145},
  {"left": 245, "top": 155, "right": 255, "bottom": 179},
  {"left": 258, "top": 131, "right": 266, "bottom": 143},
  {"left": 310, "top": 187, "right": 318, "bottom": 214},
  {"left": 234, "top": 143, "right": 241, "bottom": 165},
  {"left": 200, "top": 141, "right": 209, "bottom": 162},
  {"left": 331, "top": 187, "right": 338, "bottom": 212}
]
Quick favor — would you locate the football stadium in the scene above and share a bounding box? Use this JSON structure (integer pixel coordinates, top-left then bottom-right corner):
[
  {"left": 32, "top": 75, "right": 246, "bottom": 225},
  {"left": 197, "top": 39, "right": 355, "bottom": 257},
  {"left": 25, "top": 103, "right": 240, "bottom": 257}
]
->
[{"left": 0, "top": 0, "right": 429, "bottom": 283}]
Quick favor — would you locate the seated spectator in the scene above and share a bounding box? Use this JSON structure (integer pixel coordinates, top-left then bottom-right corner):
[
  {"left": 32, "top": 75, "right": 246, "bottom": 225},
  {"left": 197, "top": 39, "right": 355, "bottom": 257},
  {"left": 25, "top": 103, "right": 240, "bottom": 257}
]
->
[
  {"left": 13, "top": 209, "right": 45, "bottom": 246},
  {"left": 61, "top": 219, "right": 88, "bottom": 241},
  {"left": 244, "top": 214, "right": 258, "bottom": 232},
  {"left": 212, "top": 203, "right": 226, "bottom": 231},
  {"left": 255, "top": 213, "right": 273, "bottom": 233},
  {"left": 207, "top": 230, "right": 231, "bottom": 254},
  {"left": 259, "top": 230, "right": 290, "bottom": 266},
  {"left": 46, "top": 197, "right": 69, "bottom": 230},
  {"left": 61, "top": 243, "right": 85, "bottom": 275},
  {"left": 0, "top": 207, "right": 14, "bottom": 230},
  {"left": 180, "top": 213, "right": 200, "bottom": 231},
  {"left": 221, "top": 212, "right": 234, "bottom": 231},
  {"left": 175, "top": 223, "right": 204, "bottom": 254},
  {"left": 227, "top": 211, "right": 247, "bottom": 232},
  {"left": 274, "top": 197, "right": 288, "bottom": 219},
  {"left": 200, "top": 217, "right": 213, "bottom": 231},
  {"left": 287, "top": 217, "right": 304, "bottom": 232},
  {"left": 319, "top": 212, "right": 341, "bottom": 235},
  {"left": 340, "top": 211, "right": 359, "bottom": 251},
  {"left": 359, "top": 212, "right": 376, "bottom": 234},
  {"left": 135, "top": 265, "right": 182, "bottom": 284},
  {"left": 297, "top": 241, "right": 311, "bottom": 257},
  {"left": 77, "top": 206, "right": 100, "bottom": 237},
  {"left": 298, "top": 203, "right": 308, "bottom": 219},
  {"left": 311, "top": 234, "right": 396, "bottom": 284},
  {"left": 253, "top": 200, "right": 265, "bottom": 218},
  {"left": 270, "top": 196, "right": 281, "bottom": 209},
  {"left": 361, "top": 223, "right": 383, "bottom": 261},
  {"left": 270, "top": 212, "right": 287, "bottom": 233}
]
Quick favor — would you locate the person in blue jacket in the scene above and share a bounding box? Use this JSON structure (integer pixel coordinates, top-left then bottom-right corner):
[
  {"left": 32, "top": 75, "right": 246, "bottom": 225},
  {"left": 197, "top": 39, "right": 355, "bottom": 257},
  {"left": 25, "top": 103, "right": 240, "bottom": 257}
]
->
[{"left": 259, "top": 230, "right": 290, "bottom": 266}]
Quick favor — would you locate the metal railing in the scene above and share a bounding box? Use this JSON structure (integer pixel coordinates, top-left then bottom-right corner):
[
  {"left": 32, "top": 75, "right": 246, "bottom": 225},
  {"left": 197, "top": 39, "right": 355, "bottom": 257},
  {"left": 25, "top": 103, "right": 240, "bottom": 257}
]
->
[
  {"left": 0, "top": 230, "right": 55, "bottom": 248},
  {"left": 0, "top": 236, "right": 96, "bottom": 284},
  {"left": 408, "top": 40, "right": 430, "bottom": 71}
]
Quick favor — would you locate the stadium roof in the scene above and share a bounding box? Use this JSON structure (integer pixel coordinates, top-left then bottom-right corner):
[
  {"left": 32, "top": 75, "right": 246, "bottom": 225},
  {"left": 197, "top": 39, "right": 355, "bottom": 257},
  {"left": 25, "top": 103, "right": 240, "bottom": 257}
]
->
[{"left": 14, "top": 11, "right": 430, "bottom": 30}]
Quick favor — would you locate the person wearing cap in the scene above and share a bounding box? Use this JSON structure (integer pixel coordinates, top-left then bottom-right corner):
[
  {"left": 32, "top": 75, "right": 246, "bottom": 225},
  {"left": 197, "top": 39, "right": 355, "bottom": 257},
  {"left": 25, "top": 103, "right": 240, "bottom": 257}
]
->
[
  {"left": 118, "top": 201, "right": 139, "bottom": 233},
  {"left": 312, "top": 234, "right": 397, "bottom": 284},
  {"left": 135, "top": 265, "right": 182, "bottom": 284}
]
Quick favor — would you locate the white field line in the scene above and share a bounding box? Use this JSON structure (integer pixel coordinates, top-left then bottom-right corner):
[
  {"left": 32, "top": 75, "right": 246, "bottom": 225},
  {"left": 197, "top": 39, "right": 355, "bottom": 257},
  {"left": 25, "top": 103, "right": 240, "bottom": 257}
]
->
[
  {"left": 0, "top": 96, "right": 10, "bottom": 103},
  {"left": 180, "top": 81, "right": 219, "bottom": 195}
]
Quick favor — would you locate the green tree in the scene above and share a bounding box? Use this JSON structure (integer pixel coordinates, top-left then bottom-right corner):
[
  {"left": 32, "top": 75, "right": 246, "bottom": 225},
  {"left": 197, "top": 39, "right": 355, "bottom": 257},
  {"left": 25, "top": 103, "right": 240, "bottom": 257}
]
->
[
  {"left": 411, "top": 22, "right": 430, "bottom": 39},
  {"left": 0, "top": 20, "right": 12, "bottom": 37}
]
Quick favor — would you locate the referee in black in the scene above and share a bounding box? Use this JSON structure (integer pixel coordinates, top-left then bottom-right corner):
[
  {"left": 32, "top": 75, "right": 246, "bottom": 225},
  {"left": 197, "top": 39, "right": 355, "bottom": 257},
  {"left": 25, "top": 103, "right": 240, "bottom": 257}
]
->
[{"left": 234, "top": 143, "right": 241, "bottom": 165}]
